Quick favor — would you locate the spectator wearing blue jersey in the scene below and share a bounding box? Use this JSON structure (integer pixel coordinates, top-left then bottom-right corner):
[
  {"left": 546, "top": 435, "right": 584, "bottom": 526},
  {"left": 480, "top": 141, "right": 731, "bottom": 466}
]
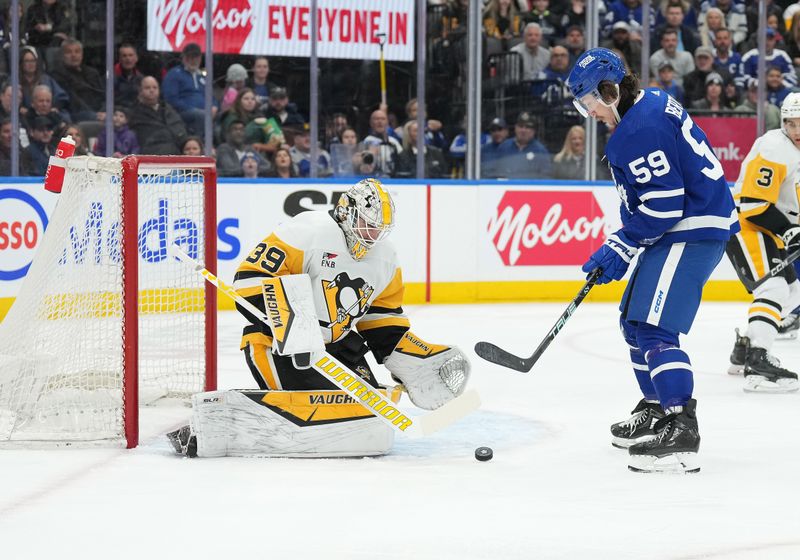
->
[
  {"left": 603, "top": 0, "right": 656, "bottom": 39},
  {"left": 533, "top": 45, "right": 573, "bottom": 106},
  {"left": 568, "top": 47, "right": 739, "bottom": 474},
  {"left": 713, "top": 28, "right": 742, "bottom": 83},
  {"left": 481, "top": 117, "right": 509, "bottom": 178},
  {"left": 493, "top": 112, "right": 551, "bottom": 179},
  {"left": 653, "top": 60, "right": 685, "bottom": 104},
  {"left": 765, "top": 66, "right": 792, "bottom": 108},
  {"left": 740, "top": 28, "right": 796, "bottom": 90},
  {"left": 162, "top": 43, "right": 217, "bottom": 136},
  {"left": 448, "top": 116, "right": 490, "bottom": 178}
]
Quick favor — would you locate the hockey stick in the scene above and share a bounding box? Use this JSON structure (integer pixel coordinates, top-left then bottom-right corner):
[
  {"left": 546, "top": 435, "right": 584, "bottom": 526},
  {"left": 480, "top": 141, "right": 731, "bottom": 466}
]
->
[
  {"left": 171, "top": 245, "right": 480, "bottom": 438},
  {"left": 748, "top": 248, "right": 800, "bottom": 292},
  {"left": 474, "top": 267, "right": 603, "bottom": 372}
]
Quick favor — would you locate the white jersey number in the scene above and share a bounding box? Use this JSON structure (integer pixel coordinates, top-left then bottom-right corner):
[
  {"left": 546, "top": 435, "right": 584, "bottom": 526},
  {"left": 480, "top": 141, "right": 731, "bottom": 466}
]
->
[
  {"left": 629, "top": 150, "right": 671, "bottom": 183},
  {"left": 681, "top": 115, "right": 724, "bottom": 180}
]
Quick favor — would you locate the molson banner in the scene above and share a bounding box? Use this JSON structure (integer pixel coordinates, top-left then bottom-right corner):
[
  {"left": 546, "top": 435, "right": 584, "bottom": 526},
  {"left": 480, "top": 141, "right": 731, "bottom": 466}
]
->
[{"left": 147, "top": 0, "right": 415, "bottom": 61}]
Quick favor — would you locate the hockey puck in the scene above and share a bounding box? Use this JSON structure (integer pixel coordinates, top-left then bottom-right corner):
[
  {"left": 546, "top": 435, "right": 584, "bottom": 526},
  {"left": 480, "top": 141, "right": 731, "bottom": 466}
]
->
[{"left": 474, "top": 446, "right": 493, "bottom": 462}]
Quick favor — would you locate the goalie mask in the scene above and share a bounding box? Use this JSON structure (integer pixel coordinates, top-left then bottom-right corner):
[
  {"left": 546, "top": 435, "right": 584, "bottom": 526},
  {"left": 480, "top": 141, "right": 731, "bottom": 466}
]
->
[{"left": 335, "top": 178, "right": 395, "bottom": 260}]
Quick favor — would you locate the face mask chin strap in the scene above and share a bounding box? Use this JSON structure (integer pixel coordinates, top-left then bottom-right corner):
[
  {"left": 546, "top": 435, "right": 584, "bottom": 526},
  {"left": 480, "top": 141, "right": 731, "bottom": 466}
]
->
[{"left": 604, "top": 83, "right": 622, "bottom": 124}]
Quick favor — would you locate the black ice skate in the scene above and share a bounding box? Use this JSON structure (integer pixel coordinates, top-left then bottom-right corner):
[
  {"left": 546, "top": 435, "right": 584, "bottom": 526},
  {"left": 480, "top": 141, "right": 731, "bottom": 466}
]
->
[
  {"left": 166, "top": 425, "right": 197, "bottom": 457},
  {"left": 777, "top": 313, "right": 800, "bottom": 340},
  {"left": 743, "top": 347, "right": 800, "bottom": 393},
  {"left": 610, "top": 399, "right": 665, "bottom": 449},
  {"left": 628, "top": 399, "right": 700, "bottom": 474},
  {"left": 728, "top": 328, "right": 748, "bottom": 376}
]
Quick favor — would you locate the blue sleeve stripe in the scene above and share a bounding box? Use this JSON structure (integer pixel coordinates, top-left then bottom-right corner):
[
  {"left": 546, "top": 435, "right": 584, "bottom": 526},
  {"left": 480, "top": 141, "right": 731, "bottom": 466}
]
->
[
  {"left": 639, "top": 188, "right": 684, "bottom": 201},
  {"left": 639, "top": 205, "right": 683, "bottom": 219},
  {"left": 666, "top": 210, "right": 738, "bottom": 233}
]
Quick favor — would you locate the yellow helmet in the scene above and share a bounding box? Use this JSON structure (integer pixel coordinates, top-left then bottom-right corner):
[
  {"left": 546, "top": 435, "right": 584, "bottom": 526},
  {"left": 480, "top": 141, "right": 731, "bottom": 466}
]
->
[{"left": 335, "top": 178, "right": 395, "bottom": 260}]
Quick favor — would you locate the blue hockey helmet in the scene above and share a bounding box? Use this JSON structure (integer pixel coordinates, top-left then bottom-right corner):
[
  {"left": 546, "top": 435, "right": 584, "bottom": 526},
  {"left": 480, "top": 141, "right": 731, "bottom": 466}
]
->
[{"left": 567, "top": 48, "right": 627, "bottom": 118}]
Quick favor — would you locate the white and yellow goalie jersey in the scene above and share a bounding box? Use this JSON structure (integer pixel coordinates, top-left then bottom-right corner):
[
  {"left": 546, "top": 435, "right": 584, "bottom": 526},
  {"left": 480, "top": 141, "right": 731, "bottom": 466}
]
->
[
  {"left": 233, "top": 210, "right": 410, "bottom": 362},
  {"left": 734, "top": 128, "right": 800, "bottom": 236}
]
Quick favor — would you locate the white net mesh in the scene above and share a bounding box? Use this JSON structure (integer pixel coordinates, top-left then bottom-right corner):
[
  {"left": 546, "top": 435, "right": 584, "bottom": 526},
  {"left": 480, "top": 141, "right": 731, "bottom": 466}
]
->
[{"left": 0, "top": 156, "right": 211, "bottom": 446}]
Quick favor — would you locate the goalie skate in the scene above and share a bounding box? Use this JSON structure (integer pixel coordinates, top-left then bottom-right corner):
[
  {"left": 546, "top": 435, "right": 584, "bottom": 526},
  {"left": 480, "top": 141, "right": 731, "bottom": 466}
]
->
[
  {"left": 166, "top": 425, "right": 197, "bottom": 457},
  {"left": 743, "top": 347, "right": 799, "bottom": 393}
]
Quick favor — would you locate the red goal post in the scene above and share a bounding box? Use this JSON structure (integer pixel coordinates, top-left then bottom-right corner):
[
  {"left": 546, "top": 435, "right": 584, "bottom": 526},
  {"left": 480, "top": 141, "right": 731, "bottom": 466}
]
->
[
  {"left": 0, "top": 155, "right": 218, "bottom": 448},
  {"left": 121, "top": 156, "right": 217, "bottom": 447}
]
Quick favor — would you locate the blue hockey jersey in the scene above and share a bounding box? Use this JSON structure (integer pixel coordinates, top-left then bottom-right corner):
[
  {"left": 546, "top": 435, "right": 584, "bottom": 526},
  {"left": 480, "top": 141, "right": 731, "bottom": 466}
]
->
[{"left": 606, "top": 88, "right": 739, "bottom": 246}]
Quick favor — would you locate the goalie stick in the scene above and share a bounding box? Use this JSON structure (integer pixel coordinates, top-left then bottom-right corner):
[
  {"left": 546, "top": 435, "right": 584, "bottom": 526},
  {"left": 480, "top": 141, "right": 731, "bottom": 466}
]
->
[
  {"left": 474, "top": 267, "right": 603, "bottom": 372},
  {"left": 171, "top": 245, "right": 480, "bottom": 438}
]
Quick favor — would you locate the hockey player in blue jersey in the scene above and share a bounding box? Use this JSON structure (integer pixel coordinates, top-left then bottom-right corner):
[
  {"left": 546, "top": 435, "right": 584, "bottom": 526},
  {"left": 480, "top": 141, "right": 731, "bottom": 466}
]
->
[{"left": 567, "top": 48, "right": 740, "bottom": 473}]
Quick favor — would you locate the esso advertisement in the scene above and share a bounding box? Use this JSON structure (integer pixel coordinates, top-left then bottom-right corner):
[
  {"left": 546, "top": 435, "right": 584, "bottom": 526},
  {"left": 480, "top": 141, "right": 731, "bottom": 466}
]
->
[
  {"left": 487, "top": 190, "right": 612, "bottom": 266},
  {"left": 0, "top": 188, "right": 53, "bottom": 285}
]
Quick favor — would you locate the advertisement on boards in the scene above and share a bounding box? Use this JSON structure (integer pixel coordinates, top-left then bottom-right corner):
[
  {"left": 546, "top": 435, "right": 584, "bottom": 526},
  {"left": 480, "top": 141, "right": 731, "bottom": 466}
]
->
[
  {"left": 148, "top": 0, "right": 415, "bottom": 61},
  {"left": 473, "top": 185, "right": 621, "bottom": 282},
  {"left": 693, "top": 116, "right": 757, "bottom": 182}
]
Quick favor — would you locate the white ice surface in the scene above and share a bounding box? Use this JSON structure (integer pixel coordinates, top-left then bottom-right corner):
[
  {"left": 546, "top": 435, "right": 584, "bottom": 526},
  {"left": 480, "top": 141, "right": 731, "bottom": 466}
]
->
[{"left": 2, "top": 303, "right": 800, "bottom": 560}]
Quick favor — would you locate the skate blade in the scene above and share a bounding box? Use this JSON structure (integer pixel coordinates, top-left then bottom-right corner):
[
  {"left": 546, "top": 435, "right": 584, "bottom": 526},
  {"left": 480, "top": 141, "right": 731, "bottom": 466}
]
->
[
  {"left": 727, "top": 364, "right": 744, "bottom": 376},
  {"left": 628, "top": 452, "right": 700, "bottom": 474},
  {"left": 611, "top": 433, "right": 656, "bottom": 449},
  {"left": 775, "top": 331, "right": 799, "bottom": 341},
  {"left": 743, "top": 375, "right": 800, "bottom": 393}
]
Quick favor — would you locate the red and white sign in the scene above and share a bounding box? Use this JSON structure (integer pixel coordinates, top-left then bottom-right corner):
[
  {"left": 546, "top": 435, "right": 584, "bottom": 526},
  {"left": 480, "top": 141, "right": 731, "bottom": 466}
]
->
[
  {"left": 487, "top": 191, "right": 611, "bottom": 267},
  {"left": 148, "top": 0, "right": 415, "bottom": 61},
  {"left": 693, "top": 116, "right": 757, "bottom": 183}
]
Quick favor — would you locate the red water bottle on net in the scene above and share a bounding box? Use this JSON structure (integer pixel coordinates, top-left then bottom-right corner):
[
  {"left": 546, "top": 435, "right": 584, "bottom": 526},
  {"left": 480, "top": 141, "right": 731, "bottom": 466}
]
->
[{"left": 44, "top": 134, "right": 76, "bottom": 193}]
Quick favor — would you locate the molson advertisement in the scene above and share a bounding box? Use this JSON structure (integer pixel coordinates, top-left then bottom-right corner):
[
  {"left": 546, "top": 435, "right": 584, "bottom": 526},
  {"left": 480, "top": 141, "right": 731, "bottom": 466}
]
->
[{"left": 148, "top": 0, "right": 415, "bottom": 61}]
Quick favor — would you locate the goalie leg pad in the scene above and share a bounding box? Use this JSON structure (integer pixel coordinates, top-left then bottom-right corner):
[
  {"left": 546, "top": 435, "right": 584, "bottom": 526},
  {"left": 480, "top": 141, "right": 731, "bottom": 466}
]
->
[
  {"left": 189, "top": 389, "right": 395, "bottom": 458},
  {"left": 383, "top": 332, "right": 471, "bottom": 410}
]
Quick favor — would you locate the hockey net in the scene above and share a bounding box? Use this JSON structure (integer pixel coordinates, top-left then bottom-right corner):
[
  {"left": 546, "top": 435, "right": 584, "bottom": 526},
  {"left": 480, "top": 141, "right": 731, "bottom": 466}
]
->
[{"left": 0, "top": 155, "right": 217, "bottom": 448}]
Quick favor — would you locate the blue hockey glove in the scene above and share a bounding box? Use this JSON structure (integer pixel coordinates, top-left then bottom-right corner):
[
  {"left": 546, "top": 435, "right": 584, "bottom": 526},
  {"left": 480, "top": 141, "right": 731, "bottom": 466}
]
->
[{"left": 582, "top": 230, "right": 639, "bottom": 284}]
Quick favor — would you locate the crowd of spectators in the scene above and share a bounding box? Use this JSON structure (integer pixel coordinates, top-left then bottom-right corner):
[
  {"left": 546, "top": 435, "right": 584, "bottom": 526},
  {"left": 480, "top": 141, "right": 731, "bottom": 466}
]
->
[{"left": 0, "top": 0, "right": 797, "bottom": 179}]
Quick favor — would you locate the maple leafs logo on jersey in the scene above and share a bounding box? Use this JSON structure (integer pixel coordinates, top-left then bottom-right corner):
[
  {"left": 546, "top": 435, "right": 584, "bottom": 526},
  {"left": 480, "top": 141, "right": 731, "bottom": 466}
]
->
[{"left": 321, "top": 272, "right": 374, "bottom": 341}]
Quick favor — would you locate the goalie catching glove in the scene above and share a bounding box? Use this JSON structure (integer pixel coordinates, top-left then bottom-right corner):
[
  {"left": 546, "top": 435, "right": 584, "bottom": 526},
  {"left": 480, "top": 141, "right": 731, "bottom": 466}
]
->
[{"left": 383, "top": 331, "right": 471, "bottom": 410}]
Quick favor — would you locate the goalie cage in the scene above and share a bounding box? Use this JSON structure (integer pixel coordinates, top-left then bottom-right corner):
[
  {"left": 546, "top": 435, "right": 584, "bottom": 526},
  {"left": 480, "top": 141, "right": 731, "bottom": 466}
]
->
[{"left": 0, "top": 155, "right": 217, "bottom": 448}]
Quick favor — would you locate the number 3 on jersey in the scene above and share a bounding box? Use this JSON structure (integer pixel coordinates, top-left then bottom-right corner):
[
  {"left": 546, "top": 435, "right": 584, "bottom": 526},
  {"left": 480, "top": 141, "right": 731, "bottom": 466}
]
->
[{"left": 245, "top": 242, "right": 287, "bottom": 274}]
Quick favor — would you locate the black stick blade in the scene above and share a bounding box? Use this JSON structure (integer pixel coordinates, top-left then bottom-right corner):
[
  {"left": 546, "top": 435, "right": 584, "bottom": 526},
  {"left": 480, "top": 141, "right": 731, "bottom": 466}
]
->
[{"left": 474, "top": 341, "right": 533, "bottom": 373}]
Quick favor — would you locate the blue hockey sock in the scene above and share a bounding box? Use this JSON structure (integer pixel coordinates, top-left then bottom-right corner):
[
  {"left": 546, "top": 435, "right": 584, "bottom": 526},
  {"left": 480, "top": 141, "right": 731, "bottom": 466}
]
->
[
  {"left": 630, "top": 348, "right": 658, "bottom": 401},
  {"left": 646, "top": 345, "right": 693, "bottom": 411}
]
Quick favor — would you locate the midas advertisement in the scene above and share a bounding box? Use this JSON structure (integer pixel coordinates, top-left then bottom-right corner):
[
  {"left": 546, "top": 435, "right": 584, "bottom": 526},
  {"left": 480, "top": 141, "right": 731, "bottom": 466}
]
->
[{"left": 0, "top": 179, "right": 748, "bottom": 319}]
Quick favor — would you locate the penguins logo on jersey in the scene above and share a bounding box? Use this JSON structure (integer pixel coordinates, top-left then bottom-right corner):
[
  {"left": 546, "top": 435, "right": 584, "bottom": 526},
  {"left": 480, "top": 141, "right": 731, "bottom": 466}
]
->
[{"left": 322, "top": 272, "right": 374, "bottom": 341}]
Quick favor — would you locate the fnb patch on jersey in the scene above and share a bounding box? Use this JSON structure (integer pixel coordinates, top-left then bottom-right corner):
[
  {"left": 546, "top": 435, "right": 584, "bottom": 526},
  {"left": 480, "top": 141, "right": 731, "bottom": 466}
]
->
[{"left": 321, "top": 251, "right": 337, "bottom": 268}]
